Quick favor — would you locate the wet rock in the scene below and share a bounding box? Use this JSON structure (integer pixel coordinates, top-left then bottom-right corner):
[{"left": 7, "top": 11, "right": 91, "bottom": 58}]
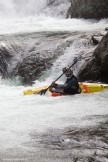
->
[
  {"left": 91, "top": 35, "right": 101, "bottom": 45},
  {"left": 0, "top": 44, "right": 13, "bottom": 78},
  {"left": 16, "top": 53, "right": 52, "bottom": 85},
  {"left": 91, "top": 29, "right": 108, "bottom": 45},
  {"left": 0, "top": 31, "right": 104, "bottom": 85},
  {"left": 78, "top": 32, "right": 108, "bottom": 83},
  {"left": 46, "top": 0, "right": 70, "bottom": 18},
  {"left": 105, "top": 27, "right": 108, "bottom": 31},
  {"left": 0, "top": 32, "right": 75, "bottom": 85},
  {"left": 69, "top": 0, "right": 108, "bottom": 19}
]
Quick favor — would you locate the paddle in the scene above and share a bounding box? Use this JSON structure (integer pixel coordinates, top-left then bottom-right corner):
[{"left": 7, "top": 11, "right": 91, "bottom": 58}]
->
[{"left": 38, "top": 57, "right": 78, "bottom": 95}]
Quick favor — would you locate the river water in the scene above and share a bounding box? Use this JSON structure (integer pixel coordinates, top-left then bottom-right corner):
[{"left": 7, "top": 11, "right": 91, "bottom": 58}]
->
[{"left": 0, "top": 1, "right": 108, "bottom": 162}]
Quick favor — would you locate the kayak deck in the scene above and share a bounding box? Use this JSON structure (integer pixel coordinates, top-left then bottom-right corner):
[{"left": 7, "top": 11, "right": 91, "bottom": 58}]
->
[
  {"left": 23, "top": 82, "right": 108, "bottom": 96},
  {"left": 80, "top": 82, "right": 108, "bottom": 93}
]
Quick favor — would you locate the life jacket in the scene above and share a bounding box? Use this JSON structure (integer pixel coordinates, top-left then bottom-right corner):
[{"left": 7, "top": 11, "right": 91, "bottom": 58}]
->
[{"left": 64, "top": 75, "right": 81, "bottom": 94}]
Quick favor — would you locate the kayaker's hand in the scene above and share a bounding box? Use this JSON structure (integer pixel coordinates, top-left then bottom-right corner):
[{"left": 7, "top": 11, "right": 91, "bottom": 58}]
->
[
  {"left": 62, "top": 67, "right": 67, "bottom": 73},
  {"left": 38, "top": 89, "right": 47, "bottom": 95},
  {"left": 51, "top": 82, "right": 57, "bottom": 87}
]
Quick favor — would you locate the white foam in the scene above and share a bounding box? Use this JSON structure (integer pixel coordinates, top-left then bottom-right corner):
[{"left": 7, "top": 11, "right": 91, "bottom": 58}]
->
[
  {"left": 0, "top": 81, "right": 108, "bottom": 150},
  {"left": 0, "top": 17, "right": 108, "bottom": 35}
]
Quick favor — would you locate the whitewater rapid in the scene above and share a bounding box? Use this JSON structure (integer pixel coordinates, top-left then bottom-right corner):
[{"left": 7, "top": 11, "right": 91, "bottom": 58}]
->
[
  {"left": 0, "top": 81, "right": 108, "bottom": 151},
  {"left": 0, "top": 17, "right": 108, "bottom": 34},
  {"left": 0, "top": 1, "right": 108, "bottom": 160}
]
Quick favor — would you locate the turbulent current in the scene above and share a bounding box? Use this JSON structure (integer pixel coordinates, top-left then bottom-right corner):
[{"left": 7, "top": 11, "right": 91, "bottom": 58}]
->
[{"left": 0, "top": 0, "right": 108, "bottom": 162}]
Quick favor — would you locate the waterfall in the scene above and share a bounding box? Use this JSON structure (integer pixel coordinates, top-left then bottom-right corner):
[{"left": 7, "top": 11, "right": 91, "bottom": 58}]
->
[{"left": 0, "top": 0, "right": 70, "bottom": 18}]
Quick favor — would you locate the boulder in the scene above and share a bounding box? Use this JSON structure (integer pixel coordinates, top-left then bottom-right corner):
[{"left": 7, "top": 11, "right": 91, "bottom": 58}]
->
[
  {"left": 0, "top": 45, "right": 13, "bottom": 78},
  {"left": 68, "top": 0, "right": 108, "bottom": 19},
  {"left": 46, "top": 0, "right": 70, "bottom": 18},
  {"left": 16, "top": 54, "right": 52, "bottom": 85},
  {"left": 78, "top": 32, "right": 108, "bottom": 83}
]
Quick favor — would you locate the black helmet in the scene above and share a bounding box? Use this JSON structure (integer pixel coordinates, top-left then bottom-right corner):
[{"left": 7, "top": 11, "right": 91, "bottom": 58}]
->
[{"left": 62, "top": 67, "right": 73, "bottom": 78}]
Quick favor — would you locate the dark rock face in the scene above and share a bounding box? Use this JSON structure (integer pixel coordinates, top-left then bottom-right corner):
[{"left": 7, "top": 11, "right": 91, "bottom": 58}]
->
[
  {"left": 0, "top": 32, "right": 73, "bottom": 85},
  {"left": 0, "top": 45, "right": 13, "bottom": 78},
  {"left": 15, "top": 32, "right": 75, "bottom": 85},
  {"left": 78, "top": 32, "right": 108, "bottom": 83},
  {"left": 68, "top": 0, "right": 108, "bottom": 19},
  {"left": 46, "top": 0, "right": 70, "bottom": 18},
  {"left": 1, "top": 31, "right": 107, "bottom": 85},
  {"left": 17, "top": 54, "right": 53, "bottom": 85}
]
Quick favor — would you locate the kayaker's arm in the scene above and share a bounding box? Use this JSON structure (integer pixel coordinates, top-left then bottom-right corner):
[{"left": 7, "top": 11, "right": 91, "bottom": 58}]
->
[
  {"left": 50, "top": 82, "right": 67, "bottom": 89},
  {"left": 57, "top": 77, "right": 78, "bottom": 89},
  {"left": 56, "top": 83, "right": 67, "bottom": 88}
]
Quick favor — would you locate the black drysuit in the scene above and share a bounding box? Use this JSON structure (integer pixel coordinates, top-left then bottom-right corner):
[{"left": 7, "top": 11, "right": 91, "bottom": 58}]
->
[{"left": 50, "top": 75, "right": 81, "bottom": 95}]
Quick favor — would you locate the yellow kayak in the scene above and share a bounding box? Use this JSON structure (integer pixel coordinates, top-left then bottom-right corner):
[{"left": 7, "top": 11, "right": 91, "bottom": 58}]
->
[{"left": 23, "top": 82, "right": 108, "bottom": 96}]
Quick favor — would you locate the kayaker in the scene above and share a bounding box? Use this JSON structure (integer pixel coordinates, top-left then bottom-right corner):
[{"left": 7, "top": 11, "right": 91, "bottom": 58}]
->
[{"left": 50, "top": 67, "right": 81, "bottom": 95}]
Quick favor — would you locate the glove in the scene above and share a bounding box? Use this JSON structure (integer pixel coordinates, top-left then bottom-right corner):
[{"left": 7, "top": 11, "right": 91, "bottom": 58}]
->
[
  {"left": 62, "top": 67, "right": 67, "bottom": 73},
  {"left": 51, "top": 82, "right": 57, "bottom": 87},
  {"left": 38, "top": 89, "right": 47, "bottom": 95}
]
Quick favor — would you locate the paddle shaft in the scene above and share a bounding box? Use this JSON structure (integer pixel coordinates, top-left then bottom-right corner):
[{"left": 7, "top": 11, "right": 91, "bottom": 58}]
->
[{"left": 44, "top": 59, "right": 78, "bottom": 92}]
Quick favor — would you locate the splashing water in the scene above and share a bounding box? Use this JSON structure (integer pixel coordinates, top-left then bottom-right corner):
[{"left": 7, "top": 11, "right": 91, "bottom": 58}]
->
[
  {"left": 0, "top": 0, "right": 108, "bottom": 161},
  {"left": 0, "top": 0, "right": 70, "bottom": 18},
  {"left": 0, "top": 0, "right": 47, "bottom": 18}
]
